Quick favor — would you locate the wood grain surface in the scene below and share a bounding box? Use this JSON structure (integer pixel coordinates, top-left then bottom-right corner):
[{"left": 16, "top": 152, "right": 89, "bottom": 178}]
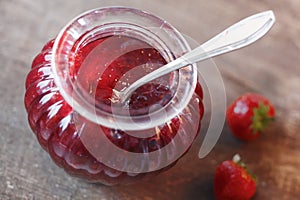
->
[{"left": 1, "top": 0, "right": 300, "bottom": 199}]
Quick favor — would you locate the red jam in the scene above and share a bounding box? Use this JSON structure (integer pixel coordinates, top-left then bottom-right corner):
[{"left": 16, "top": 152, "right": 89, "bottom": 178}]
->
[
  {"left": 71, "top": 35, "right": 174, "bottom": 115},
  {"left": 24, "top": 35, "right": 204, "bottom": 185}
]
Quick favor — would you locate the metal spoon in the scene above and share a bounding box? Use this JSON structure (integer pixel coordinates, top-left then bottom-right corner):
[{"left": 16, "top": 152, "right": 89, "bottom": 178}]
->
[{"left": 115, "top": 10, "right": 275, "bottom": 103}]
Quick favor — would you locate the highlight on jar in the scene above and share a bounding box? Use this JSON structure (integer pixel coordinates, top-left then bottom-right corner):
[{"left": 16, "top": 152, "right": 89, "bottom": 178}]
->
[{"left": 24, "top": 6, "right": 275, "bottom": 185}]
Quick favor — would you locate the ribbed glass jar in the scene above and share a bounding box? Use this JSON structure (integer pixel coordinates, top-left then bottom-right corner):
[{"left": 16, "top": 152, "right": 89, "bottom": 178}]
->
[{"left": 24, "top": 7, "right": 204, "bottom": 185}]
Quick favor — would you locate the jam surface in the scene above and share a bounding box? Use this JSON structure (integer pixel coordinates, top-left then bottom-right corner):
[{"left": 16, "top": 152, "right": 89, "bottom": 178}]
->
[
  {"left": 71, "top": 35, "right": 174, "bottom": 115},
  {"left": 24, "top": 35, "right": 204, "bottom": 185}
]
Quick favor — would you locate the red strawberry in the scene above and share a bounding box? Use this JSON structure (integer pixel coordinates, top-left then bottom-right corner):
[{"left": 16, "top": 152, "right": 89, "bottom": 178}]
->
[
  {"left": 226, "top": 93, "right": 275, "bottom": 141},
  {"left": 214, "top": 154, "right": 257, "bottom": 200},
  {"left": 24, "top": 38, "right": 204, "bottom": 185}
]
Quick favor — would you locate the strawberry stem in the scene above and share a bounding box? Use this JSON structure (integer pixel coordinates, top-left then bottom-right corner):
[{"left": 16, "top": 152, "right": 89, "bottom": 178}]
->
[{"left": 250, "top": 102, "right": 274, "bottom": 134}]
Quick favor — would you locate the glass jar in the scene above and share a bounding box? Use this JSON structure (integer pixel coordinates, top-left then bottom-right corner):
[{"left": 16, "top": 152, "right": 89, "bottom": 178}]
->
[{"left": 24, "top": 7, "right": 203, "bottom": 185}]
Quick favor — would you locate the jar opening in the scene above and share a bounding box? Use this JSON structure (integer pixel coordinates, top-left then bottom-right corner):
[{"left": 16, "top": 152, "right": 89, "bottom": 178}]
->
[
  {"left": 52, "top": 7, "right": 197, "bottom": 130},
  {"left": 69, "top": 23, "right": 179, "bottom": 117}
]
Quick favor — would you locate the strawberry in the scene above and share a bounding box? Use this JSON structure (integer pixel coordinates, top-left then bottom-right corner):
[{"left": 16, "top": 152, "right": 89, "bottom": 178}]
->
[
  {"left": 226, "top": 93, "right": 275, "bottom": 141},
  {"left": 214, "top": 154, "right": 257, "bottom": 200}
]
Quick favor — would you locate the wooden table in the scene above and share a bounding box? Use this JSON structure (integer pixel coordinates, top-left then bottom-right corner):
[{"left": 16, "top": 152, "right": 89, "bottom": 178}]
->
[{"left": 1, "top": 0, "right": 299, "bottom": 199}]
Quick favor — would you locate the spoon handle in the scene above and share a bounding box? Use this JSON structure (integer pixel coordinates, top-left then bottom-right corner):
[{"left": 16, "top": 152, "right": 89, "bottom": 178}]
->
[
  {"left": 120, "top": 11, "right": 275, "bottom": 101},
  {"left": 182, "top": 10, "right": 275, "bottom": 63}
]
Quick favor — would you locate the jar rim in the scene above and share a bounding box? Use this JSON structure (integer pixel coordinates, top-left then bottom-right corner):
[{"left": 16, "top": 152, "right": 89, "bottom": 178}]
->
[{"left": 52, "top": 6, "right": 197, "bottom": 130}]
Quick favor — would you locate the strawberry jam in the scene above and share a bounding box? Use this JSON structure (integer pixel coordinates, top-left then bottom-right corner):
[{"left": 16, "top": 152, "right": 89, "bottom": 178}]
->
[
  {"left": 25, "top": 34, "right": 204, "bottom": 185},
  {"left": 71, "top": 35, "right": 174, "bottom": 116}
]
